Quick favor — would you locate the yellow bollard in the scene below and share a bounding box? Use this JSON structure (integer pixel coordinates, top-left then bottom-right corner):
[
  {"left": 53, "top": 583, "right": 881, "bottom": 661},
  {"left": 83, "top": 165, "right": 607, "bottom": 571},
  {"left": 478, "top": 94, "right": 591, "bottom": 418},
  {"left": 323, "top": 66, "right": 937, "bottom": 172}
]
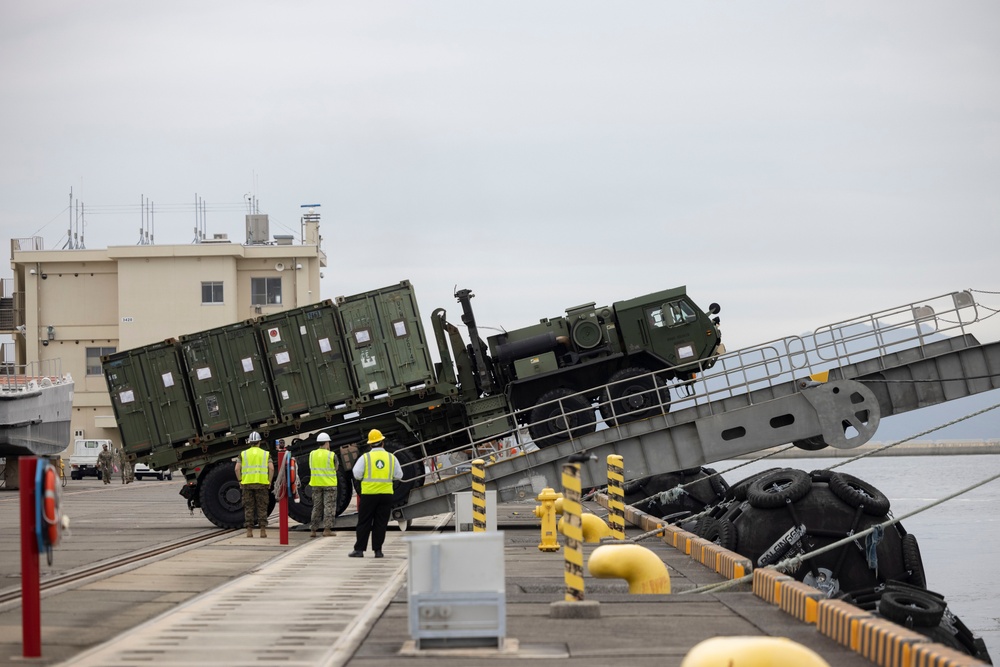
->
[
  {"left": 680, "top": 637, "right": 830, "bottom": 667},
  {"left": 587, "top": 543, "right": 671, "bottom": 594},
  {"left": 606, "top": 454, "right": 625, "bottom": 541},
  {"left": 559, "top": 513, "right": 612, "bottom": 543},
  {"left": 561, "top": 461, "right": 585, "bottom": 602},
  {"left": 533, "top": 487, "right": 561, "bottom": 552},
  {"left": 471, "top": 458, "right": 486, "bottom": 532}
]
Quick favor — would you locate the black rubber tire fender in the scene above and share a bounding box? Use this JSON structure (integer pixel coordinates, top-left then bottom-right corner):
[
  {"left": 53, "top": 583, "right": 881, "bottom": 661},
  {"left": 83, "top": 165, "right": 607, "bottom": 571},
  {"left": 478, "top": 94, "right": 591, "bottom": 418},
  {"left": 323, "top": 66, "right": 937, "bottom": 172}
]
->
[
  {"left": 879, "top": 589, "right": 945, "bottom": 628},
  {"left": 702, "top": 517, "right": 738, "bottom": 551},
  {"left": 746, "top": 469, "right": 812, "bottom": 509},
  {"left": 828, "top": 471, "right": 891, "bottom": 516},
  {"left": 703, "top": 467, "right": 730, "bottom": 499},
  {"left": 729, "top": 468, "right": 783, "bottom": 502},
  {"left": 793, "top": 435, "right": 828, "bottom": 451},
  {"left": 901, "top": 533, "right": 927, "bottom": 589}
]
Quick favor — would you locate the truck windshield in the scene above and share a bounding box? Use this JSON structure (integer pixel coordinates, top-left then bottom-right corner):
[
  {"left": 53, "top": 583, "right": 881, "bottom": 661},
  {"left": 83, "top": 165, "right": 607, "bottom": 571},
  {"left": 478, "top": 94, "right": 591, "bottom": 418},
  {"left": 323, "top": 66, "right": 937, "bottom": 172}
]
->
[{"left": 647, "top": 300, "right": 697, "bottom": 328}]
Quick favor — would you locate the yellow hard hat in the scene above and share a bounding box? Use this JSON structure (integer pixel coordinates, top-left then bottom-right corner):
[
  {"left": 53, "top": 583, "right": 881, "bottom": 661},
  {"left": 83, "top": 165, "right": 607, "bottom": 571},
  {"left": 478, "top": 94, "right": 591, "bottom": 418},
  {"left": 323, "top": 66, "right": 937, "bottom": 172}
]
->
[{"left": 367, "top": 429, "right": 385, "bottom": 445}]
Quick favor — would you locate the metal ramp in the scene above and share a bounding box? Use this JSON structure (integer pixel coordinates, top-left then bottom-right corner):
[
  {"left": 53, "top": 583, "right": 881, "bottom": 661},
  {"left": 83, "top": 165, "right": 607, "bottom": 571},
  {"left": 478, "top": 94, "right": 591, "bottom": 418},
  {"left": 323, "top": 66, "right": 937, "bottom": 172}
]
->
[{"left": 378, "top": 290, "right": 1000, "bottom": 526}]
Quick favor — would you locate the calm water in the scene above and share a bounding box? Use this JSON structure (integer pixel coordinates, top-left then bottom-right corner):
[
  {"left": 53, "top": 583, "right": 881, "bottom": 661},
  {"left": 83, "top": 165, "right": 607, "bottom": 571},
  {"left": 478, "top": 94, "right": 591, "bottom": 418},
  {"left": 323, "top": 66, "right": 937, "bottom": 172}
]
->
[{"left": 715, "top": 454, "right": 1000, "bottom": 656}]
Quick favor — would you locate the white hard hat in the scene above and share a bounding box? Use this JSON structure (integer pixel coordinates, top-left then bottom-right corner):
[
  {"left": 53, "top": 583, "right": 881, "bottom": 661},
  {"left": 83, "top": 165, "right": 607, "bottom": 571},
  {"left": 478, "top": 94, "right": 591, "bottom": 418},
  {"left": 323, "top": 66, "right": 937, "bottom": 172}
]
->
[
  {"left": 248, "top": 431, "right": 262, "bottom": 443},
  {"left": 316, "top": 432, "right": 331, "bottom": 443}
]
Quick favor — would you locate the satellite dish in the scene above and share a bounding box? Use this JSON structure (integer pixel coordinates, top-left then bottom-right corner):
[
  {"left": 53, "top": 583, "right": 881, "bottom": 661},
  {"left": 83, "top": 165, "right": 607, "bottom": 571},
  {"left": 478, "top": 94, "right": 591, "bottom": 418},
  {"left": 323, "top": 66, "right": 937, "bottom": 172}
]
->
[{"left": 275, "top": 262, "right": 285, "bottom": 272}]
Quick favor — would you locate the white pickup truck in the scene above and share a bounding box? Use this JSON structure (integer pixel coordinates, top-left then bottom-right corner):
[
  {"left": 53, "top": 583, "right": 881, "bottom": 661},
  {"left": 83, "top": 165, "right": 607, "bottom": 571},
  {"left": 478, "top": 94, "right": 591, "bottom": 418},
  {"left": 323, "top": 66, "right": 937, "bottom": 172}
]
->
[{"left": 68, "top": 439, "right": 112, "bottom": 480}]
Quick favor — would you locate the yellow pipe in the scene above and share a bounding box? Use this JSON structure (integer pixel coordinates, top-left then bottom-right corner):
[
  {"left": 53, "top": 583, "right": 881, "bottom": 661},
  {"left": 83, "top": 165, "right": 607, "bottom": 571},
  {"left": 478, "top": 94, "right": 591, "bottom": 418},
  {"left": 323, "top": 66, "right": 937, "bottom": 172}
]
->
[
  {"left": 587, "top": 543, "right": 671, "bottom": 594},
  {"left": 680, "top": 637, "right": 830, "bottom": 667},
  {"left": 559, "top": 513, "right": 612, "bottom": 543}
]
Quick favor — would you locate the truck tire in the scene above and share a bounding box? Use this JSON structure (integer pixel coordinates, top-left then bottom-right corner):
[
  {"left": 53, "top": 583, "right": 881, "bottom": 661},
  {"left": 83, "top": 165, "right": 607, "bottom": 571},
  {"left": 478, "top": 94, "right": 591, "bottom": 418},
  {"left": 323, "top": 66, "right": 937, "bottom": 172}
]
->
[
  {"left": 199, "top": 462, "right": 248, "bottom": 529},
  {"left": 600, "top": 367, "right": 664, "bottom": 426},
  {"left": 528, "top": 388, "right": 596, "bottom": 448},
  {"left": 389, "top": 445, "right": 425, "bottom": 508}
]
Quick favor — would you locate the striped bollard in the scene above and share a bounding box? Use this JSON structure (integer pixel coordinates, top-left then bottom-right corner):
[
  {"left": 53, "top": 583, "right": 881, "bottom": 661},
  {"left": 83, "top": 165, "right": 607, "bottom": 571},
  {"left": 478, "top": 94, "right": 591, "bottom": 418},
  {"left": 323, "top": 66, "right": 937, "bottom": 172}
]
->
[
  {"left": 606, "top": 455, "right": 625, "bottom": 541},
  {"left": 561, "top": 461, "right": 585, "bottom": 601},
  {"left": 471, "top": 458, "right": 487, "bottom": 532}
]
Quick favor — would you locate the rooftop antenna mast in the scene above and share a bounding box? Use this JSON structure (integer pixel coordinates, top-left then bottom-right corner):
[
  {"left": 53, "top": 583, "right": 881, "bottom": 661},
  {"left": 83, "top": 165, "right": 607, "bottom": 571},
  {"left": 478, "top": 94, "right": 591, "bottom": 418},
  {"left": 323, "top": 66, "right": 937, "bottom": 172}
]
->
[{"left": 62, "top": 188, "right": 73, "bottom": 249}]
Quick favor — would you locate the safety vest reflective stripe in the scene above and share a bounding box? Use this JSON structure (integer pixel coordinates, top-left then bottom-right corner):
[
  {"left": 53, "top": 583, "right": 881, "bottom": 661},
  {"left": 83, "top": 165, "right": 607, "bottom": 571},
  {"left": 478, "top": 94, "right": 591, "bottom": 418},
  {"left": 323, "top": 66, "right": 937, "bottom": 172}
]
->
[
  {"left": 309, "top": 449, "right": 338, "bottom": 487},
  {"left": 241, "top": 447, "right": 269, "bottom": 485},
  {"left": 361, "top": 450, "right": 394, "bottom": 495}
]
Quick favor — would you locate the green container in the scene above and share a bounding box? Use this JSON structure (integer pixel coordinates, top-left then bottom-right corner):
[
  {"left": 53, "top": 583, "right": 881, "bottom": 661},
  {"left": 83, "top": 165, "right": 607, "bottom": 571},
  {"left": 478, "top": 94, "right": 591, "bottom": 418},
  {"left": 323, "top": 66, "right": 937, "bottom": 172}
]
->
[
  {"left": 336, "top": 281, "right": 435, "bottom": 403},
  {"left": 102, "top": 340, "right": 198, "bottom": 457},
  {"left": 179, "top": 320, "right": 277, "bottom": 436},
  {"left": 258, "top": 300, "right": 354, "bottom": 420}
]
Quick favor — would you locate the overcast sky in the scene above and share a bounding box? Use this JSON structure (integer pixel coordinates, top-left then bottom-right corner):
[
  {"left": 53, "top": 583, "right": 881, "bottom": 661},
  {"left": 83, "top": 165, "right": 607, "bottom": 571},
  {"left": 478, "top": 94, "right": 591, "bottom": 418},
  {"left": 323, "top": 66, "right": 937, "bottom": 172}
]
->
[{"left": 2, "top": 2, "right": 999, "bottom": 357}]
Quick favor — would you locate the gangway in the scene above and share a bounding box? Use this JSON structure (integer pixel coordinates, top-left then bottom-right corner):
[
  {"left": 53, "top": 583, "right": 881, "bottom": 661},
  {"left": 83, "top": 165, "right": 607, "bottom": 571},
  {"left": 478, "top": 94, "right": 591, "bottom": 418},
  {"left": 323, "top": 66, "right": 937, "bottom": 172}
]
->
[{"left": 372, "top": 290, "right": 1000, "bottom": 527}]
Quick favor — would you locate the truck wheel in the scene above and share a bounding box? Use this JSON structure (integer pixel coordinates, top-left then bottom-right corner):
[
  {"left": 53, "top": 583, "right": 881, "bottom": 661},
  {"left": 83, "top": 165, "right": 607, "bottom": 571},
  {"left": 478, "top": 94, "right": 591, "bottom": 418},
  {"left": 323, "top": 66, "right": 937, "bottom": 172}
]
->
[
  {"left": 336, "top": 469, "right": 353, "bottom": 515},
  {"left": 389, "top": 445, "right": 425, "bottom": 508},
  {"left": 287, "top": 454, "right": 314, "bottom": 525},
  {"left": 528, "top": 388, "right": 596, "bottom": 448},
  {"left": 793, "top": 435, "right": 828, "bottom": 451},
  {"left": 199, "top": 462, "right": 246, "bottom": 529},
  {"left": 600, "top": 367, "right": 664, "bottom": 426}
]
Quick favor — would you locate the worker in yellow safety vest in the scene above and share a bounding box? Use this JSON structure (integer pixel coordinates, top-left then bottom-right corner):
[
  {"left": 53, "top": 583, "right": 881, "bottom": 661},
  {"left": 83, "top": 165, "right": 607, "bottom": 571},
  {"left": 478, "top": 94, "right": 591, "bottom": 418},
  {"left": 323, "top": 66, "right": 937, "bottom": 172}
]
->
[
  {"left": 309, "top": 432, "right": 338, "bottom": 538},
  {"left": 234, "top": 431, "right": 274, "bottom": 538},
  {"left": 348, "top": 429, "right": 403, "bottom": 558}
]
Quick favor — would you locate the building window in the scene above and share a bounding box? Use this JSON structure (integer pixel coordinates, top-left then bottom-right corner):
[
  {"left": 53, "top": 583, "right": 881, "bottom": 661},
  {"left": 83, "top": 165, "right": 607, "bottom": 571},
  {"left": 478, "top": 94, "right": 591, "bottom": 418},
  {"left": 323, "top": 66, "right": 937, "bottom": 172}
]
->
[
  {"left": 202, "top": 281, "right": 224, "bottom": 304},
  {"left": 251, "top": 277, "right": 282, "bottom": 306},
  {"left": 87, "top": 347, "right": 116, "bottom": 375}
]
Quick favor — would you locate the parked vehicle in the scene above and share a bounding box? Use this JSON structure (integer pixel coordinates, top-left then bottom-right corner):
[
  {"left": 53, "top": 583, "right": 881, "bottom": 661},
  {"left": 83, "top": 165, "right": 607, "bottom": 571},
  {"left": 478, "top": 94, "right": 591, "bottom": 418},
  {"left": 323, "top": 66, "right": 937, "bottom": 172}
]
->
[
  {"left": 68, "top": 439, "right": 112, "bottom": 480},
  {"left": 103, "top": 281, "right": 723, "bottom": 527},
  {"left": 134, "top": 462, "right": 173, "bottom": 481}
]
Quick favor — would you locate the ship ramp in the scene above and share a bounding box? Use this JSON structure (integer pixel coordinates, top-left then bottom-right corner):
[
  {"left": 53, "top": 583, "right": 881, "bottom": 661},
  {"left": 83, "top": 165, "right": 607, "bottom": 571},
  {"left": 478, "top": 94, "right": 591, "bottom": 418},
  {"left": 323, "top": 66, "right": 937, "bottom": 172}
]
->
[{"left": 343, "top": 290, "right": 1000, "bottom": 527}]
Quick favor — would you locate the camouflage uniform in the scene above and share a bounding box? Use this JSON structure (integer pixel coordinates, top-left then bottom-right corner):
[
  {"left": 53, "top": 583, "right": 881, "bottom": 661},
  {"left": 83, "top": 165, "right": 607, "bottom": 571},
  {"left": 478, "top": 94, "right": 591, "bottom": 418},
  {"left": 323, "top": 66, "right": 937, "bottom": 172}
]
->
[
  {"left": 96, "top": 446, "right": 114, "bottom": 485},
  {"left": 116, "top": 447, "right": 134, "bottom": 484},
  {"left": 242, "top": 483, "right": 270, "bottom": 530}
]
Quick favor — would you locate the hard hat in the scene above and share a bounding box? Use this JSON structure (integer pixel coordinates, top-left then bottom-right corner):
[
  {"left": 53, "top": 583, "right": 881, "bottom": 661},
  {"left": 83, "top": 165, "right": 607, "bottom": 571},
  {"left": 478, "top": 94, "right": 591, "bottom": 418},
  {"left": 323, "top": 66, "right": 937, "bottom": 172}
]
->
[
  {"left": 367, "top": 429, "right": 385, "bottom": 445},
  {"left": 316, "top": 432, "right": 331, "bottom": 443},
  {"left": 248, "top": 431, "right": 262, "bottom": 443}
]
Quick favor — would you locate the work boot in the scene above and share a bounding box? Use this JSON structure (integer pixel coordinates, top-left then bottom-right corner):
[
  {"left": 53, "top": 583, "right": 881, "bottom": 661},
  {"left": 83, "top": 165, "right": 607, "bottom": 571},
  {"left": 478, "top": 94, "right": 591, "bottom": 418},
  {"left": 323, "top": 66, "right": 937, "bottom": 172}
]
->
[
  {"left": 260, "top": 527, "right": 267, "bottom": 538},
  {"left": 323, "top": 528, "right": 333, "bottom": 537},
  {"left": 310, "top": 529, "right": 317, "bottom": 538},
  {"left": 246, "top": 527, "right": 254, "bottom": 538}
]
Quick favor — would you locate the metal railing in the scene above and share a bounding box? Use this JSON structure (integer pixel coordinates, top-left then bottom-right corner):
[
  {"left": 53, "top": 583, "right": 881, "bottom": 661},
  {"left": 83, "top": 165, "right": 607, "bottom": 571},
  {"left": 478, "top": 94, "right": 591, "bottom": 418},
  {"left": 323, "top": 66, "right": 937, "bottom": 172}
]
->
[
  {"left": 389, "top": 290, "right": 996, "bottom": 487},
  {"left": 0, "top": 358, "right": 67, "bottom": 391}
]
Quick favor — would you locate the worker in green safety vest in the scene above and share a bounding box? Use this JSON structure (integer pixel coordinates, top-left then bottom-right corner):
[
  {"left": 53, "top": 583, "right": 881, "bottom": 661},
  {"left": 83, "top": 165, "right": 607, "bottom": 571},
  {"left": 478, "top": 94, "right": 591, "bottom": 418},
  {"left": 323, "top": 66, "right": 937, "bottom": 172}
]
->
[
  {"left": 348, "top": 429, "right": 402, "bottom": 558},
  {"left": 234, "top": 431, "right": 274, "bottom": 538},
  {"left": 309, "top": 432, "right": 338, "bottom": 538}
]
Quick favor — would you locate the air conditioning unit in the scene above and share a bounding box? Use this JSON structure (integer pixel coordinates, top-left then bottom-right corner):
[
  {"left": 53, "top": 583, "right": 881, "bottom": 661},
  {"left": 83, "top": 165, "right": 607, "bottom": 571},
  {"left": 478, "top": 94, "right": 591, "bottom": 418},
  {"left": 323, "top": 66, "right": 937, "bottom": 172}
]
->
[{"left": 74, "top": 429, "right": 85, "bottom": 439}]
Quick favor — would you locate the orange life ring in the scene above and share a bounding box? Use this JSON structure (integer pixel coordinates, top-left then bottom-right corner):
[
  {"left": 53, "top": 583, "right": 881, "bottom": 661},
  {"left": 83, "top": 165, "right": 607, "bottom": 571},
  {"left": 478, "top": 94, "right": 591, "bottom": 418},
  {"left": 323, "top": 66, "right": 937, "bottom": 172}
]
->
[{"left": 43, "top": 464, "right": 60, "bottom": 547}]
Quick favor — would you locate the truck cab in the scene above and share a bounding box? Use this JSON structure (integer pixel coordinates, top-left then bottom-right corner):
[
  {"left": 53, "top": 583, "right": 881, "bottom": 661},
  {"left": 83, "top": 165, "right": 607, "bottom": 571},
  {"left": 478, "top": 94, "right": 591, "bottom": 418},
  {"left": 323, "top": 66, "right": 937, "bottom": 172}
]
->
[{"left": 68, "top": 439, "right": 112, "bottom": 480}]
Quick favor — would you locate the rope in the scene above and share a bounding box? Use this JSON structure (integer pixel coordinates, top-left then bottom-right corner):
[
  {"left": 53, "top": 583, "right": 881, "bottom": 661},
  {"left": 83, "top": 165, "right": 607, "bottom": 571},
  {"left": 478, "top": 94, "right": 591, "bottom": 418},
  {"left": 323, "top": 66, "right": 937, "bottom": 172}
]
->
[{"left": 680, "top": 468, "right": 1000, "bottom": 595}]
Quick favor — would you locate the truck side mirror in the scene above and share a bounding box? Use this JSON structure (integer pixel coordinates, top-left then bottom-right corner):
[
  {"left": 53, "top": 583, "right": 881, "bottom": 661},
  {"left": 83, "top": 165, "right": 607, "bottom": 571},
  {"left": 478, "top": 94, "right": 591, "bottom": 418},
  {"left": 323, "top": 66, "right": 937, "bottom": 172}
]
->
[{"left": 708, "top": 303, "right": 721, "bottom": 315}]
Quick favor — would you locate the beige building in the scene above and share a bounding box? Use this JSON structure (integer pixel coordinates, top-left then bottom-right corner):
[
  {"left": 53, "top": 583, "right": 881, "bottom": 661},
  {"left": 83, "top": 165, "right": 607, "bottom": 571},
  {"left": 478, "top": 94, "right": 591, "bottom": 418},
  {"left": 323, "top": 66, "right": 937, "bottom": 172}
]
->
[{"left": 2, "top": 212, "right": 326, "bottom": 450}]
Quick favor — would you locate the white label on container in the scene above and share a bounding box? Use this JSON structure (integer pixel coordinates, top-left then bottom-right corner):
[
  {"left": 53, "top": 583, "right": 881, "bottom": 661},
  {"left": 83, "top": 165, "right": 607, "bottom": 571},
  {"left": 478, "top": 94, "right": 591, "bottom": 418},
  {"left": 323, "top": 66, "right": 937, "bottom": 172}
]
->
[
  {"left": 319, "top": 337, "right": 332, "bottom": 353},
  {"left": 268, "top": 328, "right": 281, "bottom": 343},
  {"left": 300, "top": 325, "right": 307, "bottom": 335},
  {"left": 196, "top": 367, "right": 212, "bottom": 381},
  {"left": 119, "top": 390, "right": 135, "bottom": 404},
  {"left": 361, "top": 350, "right": 377, "bottom": 368},
  {"left": 368, "top": 381, "right": 379, "bottom": 392},
  {"left": 242, "top": 357, "right": 254, "bottom": 372},
  {"left": 281, "top": 390, "right": 290, "bottom": 400},
  {"left": 162, "top": 372, "right": 174, "bottom": 388},
  {"left": 275, "top": 351, "right": 291, "bottom": 365}
]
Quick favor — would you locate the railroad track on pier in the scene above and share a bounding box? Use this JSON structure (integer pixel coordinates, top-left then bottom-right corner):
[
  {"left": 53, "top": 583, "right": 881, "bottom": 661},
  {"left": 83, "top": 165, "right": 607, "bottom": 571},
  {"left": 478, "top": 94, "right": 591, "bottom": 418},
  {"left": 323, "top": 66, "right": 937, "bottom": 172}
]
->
[{"left": 0, "top": 528, "right": 234, "bottom": 606}]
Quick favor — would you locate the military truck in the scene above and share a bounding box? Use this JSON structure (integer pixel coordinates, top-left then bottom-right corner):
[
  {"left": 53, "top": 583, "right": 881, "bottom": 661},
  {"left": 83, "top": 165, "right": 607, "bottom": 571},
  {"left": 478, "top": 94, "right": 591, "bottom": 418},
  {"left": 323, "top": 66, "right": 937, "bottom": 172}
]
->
[{"left": 102, "top": 281, "right": 723, "bottom": 528}]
